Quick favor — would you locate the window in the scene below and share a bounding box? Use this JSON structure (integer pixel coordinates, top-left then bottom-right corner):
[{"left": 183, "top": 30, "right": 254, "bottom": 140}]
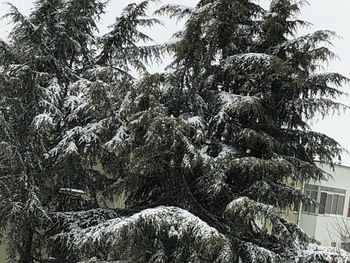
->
[
  {"left": 341, "top": 242, "right": 346, "bottom": 250},
  {"left": 331, "top": 242, "right": 336, "bottom": 248},
  {"left": 318, "top": 192, "right": 327, "bottom": 214},
  {"left": 303, "top": 184, "right": 346, "bottom": 216},
  {"left": 334, "top": 194, "right": 345, "bottom": 215},
  {"left": 341, "top": 242, "right": 350, "bottom": 252},
  {"left": 303, "top": 185, "right": 318, "bottom": 214},
  {"left": 319, "top": 193, "right": 344, "bottom": 215}
]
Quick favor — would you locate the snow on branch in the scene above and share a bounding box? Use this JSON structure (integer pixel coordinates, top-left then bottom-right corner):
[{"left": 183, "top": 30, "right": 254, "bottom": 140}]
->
[
  {"left": 217, "top": 92, "right": 261, "bottom": 115},
  {"left": 78, "top": 258, "right": 125, "bottom": 263},
  {"left": 186, "top": 115, "right": 205, "bottom": 129},
  {"left": 224, "top": 157, "right": 293, "bottom": 182},
  {"left": 297, "top": 243, "right": 350, "bottom": 263},
  {"left": 225, "top": 197, "right": 305, "bottom": 245},
  {"left": 61, "top": 206, "right": 233, "bottom": 262},
  {"left": 104, "top": 125, "right": 129, "bottom": 152},
  {"left": 237, "top": 240, "right": 279, "bottom": 263},
  {"left": 223, "top": 53, "right": 276, "bottom": 72},
  {"left": 212, "top": 92, "right": 263, "bottom": 133},
  {"left": 51, "top": 208, "right": 123, "bottom": 233},
  {"left": 32, "top": 113, "right": 54, "bottom": 130},
  {"left": 59, "top": 188, "right": 85, "bottom": 196},
  {"left": 155, "top": 4, "right": 195, "bottom": 20}
]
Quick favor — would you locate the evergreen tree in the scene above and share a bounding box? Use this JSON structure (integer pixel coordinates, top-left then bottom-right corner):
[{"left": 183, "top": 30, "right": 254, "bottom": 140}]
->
[
  {"left": 0, "top": 0, "right": 349, "bottom": 263},
  {"left": 0, "top": 0, "right": 160, "bottom": 262},
  {"left": 0, "top": 2, "right": 67, "bottom": 261},
  {"left": 48, "top": 0, "right": 348, "bottom": 262}
]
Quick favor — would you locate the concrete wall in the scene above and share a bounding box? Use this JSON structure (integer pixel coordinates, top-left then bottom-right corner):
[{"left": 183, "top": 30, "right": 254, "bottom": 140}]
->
[
  {"left": 300, "top": 213, "right": 317, "bottom": 238},
  {"left": 318, "top": 163, "right": 350, "bottom": 197},
  {"left": 0, "top": 241, "right": 7, "bottom": 262},
  {"left": 300, "top": 213, "right": 348, "bottom": 246}
]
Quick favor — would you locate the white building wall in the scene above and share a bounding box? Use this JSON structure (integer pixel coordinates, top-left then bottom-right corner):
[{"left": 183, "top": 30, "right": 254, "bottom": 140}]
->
[{"left": 299, "top": 163, "right": 350, "bottom": 249}]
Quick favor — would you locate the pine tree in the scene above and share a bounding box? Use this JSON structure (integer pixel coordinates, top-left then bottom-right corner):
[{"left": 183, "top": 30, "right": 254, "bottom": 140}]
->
[
  {"left": 0, "top": 0, "right": 160, "bottom": 262},
  {"left": 48, "top": 1, "right": 348, "bottom": 263},
  {"left": 1, "top": 0, "right": 349, "bottom": 263},
  {"left": 0, "top": 2, "right": 66, "bottom": 261},
  {"left": 51, "top": 0, "right": 348, "bottom": 262}
]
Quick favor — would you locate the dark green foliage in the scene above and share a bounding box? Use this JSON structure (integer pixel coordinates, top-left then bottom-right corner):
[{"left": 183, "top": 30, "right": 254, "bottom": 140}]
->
[
  {"left": 0, "top": 0, "right": 348, "bottom": 262},
  {"left": 0, "top": 0, "right": 161, "bottom": 262}
]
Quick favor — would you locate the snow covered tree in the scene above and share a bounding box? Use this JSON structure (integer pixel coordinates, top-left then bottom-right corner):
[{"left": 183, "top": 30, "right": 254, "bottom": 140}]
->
[
  {"left": 154, "top": 0, "right": 348, "bottom": 261},
  {"left": 1, "top": 0, "right": 349, "bottom": 262},
  {"left": 158, "top": 0, "right": 348, "bottom": 213},
  {"left": 50, "top": 1, "right": 348, "bottom": 262},
  {"left": 0, "top": 2, "right": 68, "bottom": 261},
  {"left": 0, "top": 0, "right": 160, "bottom": 262},
  {"left": 46, "top": 0, "right": 349, "bottom": 262}
]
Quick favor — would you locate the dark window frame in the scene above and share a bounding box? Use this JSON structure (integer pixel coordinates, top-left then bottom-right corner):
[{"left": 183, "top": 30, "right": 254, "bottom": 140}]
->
[{"left": 303, "top": 184, "right": 346, "bottom": 216}]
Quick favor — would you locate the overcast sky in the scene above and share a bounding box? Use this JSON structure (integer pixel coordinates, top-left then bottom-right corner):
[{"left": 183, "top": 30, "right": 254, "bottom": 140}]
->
[{"left": 1, "top": 0, "right": 350, "bottom": 164}]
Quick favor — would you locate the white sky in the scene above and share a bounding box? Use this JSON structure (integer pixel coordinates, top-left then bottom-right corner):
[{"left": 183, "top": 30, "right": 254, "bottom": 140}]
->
[{"left": 1, "top": 0, "right": 350, "bottom": 164}]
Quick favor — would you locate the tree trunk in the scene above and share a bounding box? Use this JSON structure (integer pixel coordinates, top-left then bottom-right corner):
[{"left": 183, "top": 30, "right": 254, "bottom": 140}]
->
[{"left": 18, "top": 228, "right": 34, "bottom": 263}]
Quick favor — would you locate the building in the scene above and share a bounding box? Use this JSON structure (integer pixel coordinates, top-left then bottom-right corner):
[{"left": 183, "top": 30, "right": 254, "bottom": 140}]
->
[{"left": 299, "top": 163, "right": 350, "bottom": 251}]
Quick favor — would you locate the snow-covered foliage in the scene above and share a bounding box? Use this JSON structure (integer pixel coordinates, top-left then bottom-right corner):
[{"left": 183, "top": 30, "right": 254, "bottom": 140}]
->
[
  {"left": 295, "top": 243, "right": 350, "bottom": 263},
  {"left": 0, "top": 0, "right": 349, "bottom": 262},
  {"left": 155, "top": 4, "right": 195, "bottom": 21},
  {"left": 78, "top": 259, "right": 125, "bottom": 263},
  {"left": 0, "top": 0, "right": 162, "bottom": 262},
  {"left": 49, "top": 206, "right": 350, "bottom": 263},
  {"left": 52, "top": 207, "right": 233, "bottom": 262}
]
